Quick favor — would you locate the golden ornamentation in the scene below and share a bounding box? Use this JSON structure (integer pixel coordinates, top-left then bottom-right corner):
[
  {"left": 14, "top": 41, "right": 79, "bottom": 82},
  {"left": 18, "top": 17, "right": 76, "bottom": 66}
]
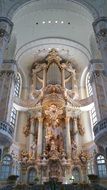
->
[
  {"left": 20, "top": 150, "right": 29, "bottom": 163},
  {"left": 79, "top": 150, "right": 88, "bottom": 164},
  {"left": 45, "top": 104, "right": 63, "bottom": 121},
  {"left": 46, "top": 48, "right": 62, "bottom": 66}
]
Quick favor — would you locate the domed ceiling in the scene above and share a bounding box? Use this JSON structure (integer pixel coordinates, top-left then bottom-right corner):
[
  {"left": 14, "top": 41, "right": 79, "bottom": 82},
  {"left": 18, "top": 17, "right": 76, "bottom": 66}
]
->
[{"left": 1, "top": 0, "right": 104, "bottom": 85}]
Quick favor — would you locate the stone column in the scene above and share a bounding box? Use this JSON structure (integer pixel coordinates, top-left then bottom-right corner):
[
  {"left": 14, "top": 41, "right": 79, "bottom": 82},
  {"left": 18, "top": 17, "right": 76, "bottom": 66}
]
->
[
  {"left": 37, "top": 117, "right": 43, "bottom": 158},
  {"left": 90, "top": 59, "right": 107, "bottom": 120},
  {"left": 72, "top": 71, "right": 78, "bottom": 99},
  {"left": 93, "top": 17, "right": 107, "bottom": 73},
  {"left": 61, "top": 68, "right": 65, "bottom": 88},
  {"left": 0, "top": 60, "right": 17, "bottom": 122},
  {"left": 29, "top": 117, "right": 35, "bottom": 152},
  {"left": 0, "top": 17, "right": 13, "bottom": 65},
  {"left": 73, "top": 117, "right": 78, "bottom": 145},
  {"left": 32, "top": 70, "right": 36, "bottom": 90},
  {"left": 43, "top": 65, "right": 47, "bottom": 88},
  {"left": 65, "top": 117, "right": 71, "bottom": 159}
]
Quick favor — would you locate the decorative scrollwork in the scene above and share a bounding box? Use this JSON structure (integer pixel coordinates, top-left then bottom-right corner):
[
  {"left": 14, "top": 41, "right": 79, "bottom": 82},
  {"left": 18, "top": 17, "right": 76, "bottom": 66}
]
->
[
  {"left": 96, "top": 28, "right": 107, "bottom": 43},
  {"left": 79, "top": 150, "right": 88, "bottom": 164}
]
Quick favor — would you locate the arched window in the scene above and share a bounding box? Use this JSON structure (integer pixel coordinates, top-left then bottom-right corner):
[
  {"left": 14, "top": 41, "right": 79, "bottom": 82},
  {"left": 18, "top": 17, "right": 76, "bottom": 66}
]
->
[
  {"left": 0, "top": 155, "right": 12, "bottom": 180},
  {"left": 28, "top": 168, "right": 36, "bottom": 184},
  {"left": 12, "top": 161, "right": 20, "bottom": 176},
  {"left": 14, "top": 73, "right": 21, "bottom": 97},
  {"left": 10, "top": 73, "right": 21, "bottom": 128},
  {"left": 96, "top": 155, "right": 107, "bottom": 177},
  {"left": 86, "top": 72, "right": 97, "bottom": 127},
  {"left": 72, "top": 168, "right": 81, "bottom": 183}
]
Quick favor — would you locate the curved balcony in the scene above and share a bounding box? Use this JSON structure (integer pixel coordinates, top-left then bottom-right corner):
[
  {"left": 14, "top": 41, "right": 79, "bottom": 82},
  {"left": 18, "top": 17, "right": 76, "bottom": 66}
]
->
[
  {"left": 93, "top": 118, "right": 107, "bottom": 146},
  {"left": 0, "top": 121, "right": 14, "bottom": 146}
]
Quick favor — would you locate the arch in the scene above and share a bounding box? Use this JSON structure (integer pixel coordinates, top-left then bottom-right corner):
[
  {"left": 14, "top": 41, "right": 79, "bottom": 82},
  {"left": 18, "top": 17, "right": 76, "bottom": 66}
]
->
[
  {"left": 0, "top": 154, "right": 13, "bottom": 180},
  {"left": 27, "top": 167, "right": 37, "bottom": 184},
  {"left": 86, "top": 72, "right": 97, "bottom": 129},
  {"left": 10, "top": 72, "right": 22, "bottom": 129},
  {"left": 7, "top": 0, "right": 98, "bottom": 20},
  {"left": 72, "top": 167, "right": 81, "bottom": 182},
  {"left": 14, "top": 72, "right": 22, "bottom": 97}
]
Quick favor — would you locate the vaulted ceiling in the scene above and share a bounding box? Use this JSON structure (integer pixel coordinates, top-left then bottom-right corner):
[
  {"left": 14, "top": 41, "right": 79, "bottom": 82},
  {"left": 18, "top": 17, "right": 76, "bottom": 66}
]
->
[{"left": 1, "top": 0, "right": 105, "bottom": 87}]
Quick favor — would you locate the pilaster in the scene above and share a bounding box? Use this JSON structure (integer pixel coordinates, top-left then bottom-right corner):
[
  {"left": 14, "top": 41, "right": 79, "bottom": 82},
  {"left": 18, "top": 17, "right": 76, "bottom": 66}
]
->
[
  {"left": 89, "top": 59, "right": 107, "bottom": 120},
  {"left": 61, "top": 67, "right": 65, "bottom": 88},
  {"left": 73, "top": 117, "right": 78, "bottom": 145},
  {"left": 65, "top": 116, "right": 71, "bottom": 159},
  {"left": 29, "top": 117, "right": 35, "bottom": 152},
  {"left": 0, "top": 60, "right": 17, "bottom": 122},
  {"left": 93, "top": 17, "right": 107, "bottom": 74},
  {"left": 43, "top": 65, "right": 47, "bottom": 88},
  {"left": 0, "top": 17, "right": 13, "bottom": 64},
  {"left": 37, "top": 117, "right": 43, "bottom": 158}
]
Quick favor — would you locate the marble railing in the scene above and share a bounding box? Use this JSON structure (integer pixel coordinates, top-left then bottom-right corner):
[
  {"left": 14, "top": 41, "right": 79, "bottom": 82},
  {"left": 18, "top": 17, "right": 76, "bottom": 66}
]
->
[
  {"left": 0, "top": 121, "right": 14, "bottom": 145},
  {"left": 93, "top": 118, "right": 107, "bottom": 145}
]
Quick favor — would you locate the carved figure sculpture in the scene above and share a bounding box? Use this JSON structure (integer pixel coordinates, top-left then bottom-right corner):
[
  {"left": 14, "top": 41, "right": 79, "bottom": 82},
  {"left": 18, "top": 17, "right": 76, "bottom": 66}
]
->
[
  {"left": 30, "top": 141, "right": 37, "bottom": 159},
  {"left": 79, "top": 150, "right": 88, "bottom": 164},
  {"left": 71, "top": 139, "right": 77, "bottom": 159}
]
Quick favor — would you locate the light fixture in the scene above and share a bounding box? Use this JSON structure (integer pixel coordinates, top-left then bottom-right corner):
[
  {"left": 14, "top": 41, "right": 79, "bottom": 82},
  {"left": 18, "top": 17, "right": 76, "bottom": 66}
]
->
[
  {"left": 48, "top": 21, "right": 51, "bottom": 24},
  {"left": 55, "top": 20, "right": 58, "bottom": 24},
  {"left": 43, "top": 21, "right": 46, "bottom": 24},
  {"left": 61, "top": 21, "right": 64, "bottom": 24}
]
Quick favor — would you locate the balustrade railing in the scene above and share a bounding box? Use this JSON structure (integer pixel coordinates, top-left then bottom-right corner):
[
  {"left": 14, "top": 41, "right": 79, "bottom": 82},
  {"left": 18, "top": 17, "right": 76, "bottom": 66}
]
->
[
  {"left": 0, "top": 121, "right": 14, "bottom": 138},
  {"left": 93, "top": 118, "right": 107, "bottom": 137}
]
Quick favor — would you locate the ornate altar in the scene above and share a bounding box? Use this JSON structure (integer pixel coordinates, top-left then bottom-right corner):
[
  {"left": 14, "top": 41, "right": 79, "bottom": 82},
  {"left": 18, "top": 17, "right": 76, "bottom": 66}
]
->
[{"left": 14, "top": 49, "right": 90, "bottom": 183}]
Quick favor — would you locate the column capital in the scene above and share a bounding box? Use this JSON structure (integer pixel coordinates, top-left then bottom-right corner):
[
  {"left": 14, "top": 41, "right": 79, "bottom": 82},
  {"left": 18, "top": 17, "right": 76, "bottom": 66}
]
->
[
  {"left": 0, "top": 17, "right": 13, "bottom": 41},
  {"left": 65, "top": 116, "right": 70, "bottom": 121},
  {"left": 73, "top": 117, "right": 77, "bottom": 121},
  {"left": 30, "top": 117, "right": 35, "bottom": 123},
  {"left": 89, "top": 59, "right": 104, "bottom": 83},
  {"left": 38, "top": 117, "right": 43, "bottom": 123},
  {"left": 93, "top": 17, "right": 107, "bottom": 44},
  {"left": 0, "top": 60, "right": 17, "bottom": 73}
]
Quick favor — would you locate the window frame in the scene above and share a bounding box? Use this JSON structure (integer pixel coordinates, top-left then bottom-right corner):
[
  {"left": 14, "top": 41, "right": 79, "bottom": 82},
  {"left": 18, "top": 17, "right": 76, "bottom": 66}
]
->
[
  {"left": 72, "top": 167, "right": 81, "bottom": 183},
  {"left": 28, "top": 168, "right": 37, "bottom": 184},
  {"left": 96, "top": 154, "right": 107, "bottom": 178},
  {"left": 86, "top": 72, "right": 97, "bottom": 128},
  {"left": 10, "top": 73, "right": 22, "bottom": 129},
  {"left": 0, "top": 155, "right": 13, "bottom": 180}
]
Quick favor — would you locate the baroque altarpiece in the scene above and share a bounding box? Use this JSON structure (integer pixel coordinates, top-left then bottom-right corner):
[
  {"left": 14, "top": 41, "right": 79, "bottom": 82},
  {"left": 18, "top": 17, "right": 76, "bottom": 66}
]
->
[{"left": 9, "top": 49, "right": 95, "bottom": 184}]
